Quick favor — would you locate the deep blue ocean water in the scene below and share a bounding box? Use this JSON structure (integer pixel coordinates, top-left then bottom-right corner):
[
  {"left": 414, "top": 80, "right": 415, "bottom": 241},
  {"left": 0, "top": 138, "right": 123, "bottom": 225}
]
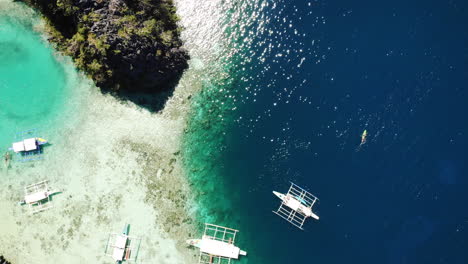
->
[{"left": 184, "top": 0, "right": 468, "bottom": 263}]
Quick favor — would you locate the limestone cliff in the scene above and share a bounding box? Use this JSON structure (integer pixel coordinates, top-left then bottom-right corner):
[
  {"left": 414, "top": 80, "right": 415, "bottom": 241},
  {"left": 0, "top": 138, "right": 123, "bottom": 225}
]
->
[{"left": 22, "top": 0, "right": 189, "bottom": 93}]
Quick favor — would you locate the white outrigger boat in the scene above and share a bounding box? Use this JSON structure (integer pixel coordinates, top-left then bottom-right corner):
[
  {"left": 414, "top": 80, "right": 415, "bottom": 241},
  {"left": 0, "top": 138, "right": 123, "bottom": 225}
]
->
[
  {"left": 19, "top": 180, "right": 60, "bottom": 214},
  {"left": 9, "top": 129, "right": 48, "bottom": 162},
  {"left": 187, "top": 223, "right": 247, "bottom": 264},
  {"left": 104, "top": 224, "right": 141, "bottom": 264},
  {"left": 9, "top": 137, "right": 48, "bottom": 153},
  {"left": 273, "top": 182, "right": 319, "bottom": 229},
  {"left": 3, "top": 151, "right": 11, "bottom": 169}
]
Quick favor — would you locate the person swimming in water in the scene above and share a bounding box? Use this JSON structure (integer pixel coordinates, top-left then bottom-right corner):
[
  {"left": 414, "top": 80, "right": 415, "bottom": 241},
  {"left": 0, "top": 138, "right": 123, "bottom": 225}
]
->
[
  {"left": 4, "top": 152, "right": 11, "bottom": 169},
  {"left": 361, "top": 129, "right": 367, "bottom": 145},
  {"left": 356, "top": 129, "right": 368, "bottom": 151}
]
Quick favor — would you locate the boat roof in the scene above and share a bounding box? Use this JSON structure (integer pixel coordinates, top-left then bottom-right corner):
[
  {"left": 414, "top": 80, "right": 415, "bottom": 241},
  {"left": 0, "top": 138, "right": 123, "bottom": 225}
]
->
[
  {"left": 24, "top": 191, "right": 48, "bottom": 204},
  {"left": 115, "top": 235, "right": 128, "bottom": 248},
  {"left": 200, "top": 236, "right": 241, "bottom": 259},
  {"left": 284, "top": 195, "right": 303, "bottom": 211},
  {"left": 23, "top": 138, "right": 37, "bottom": 151},
  {"left": 112, "top": 247, "right": 125, "bottom": 261},
  {"left": 12, "top": 138, "right": 38, "bottom": 152},
  {"left": 12, "top": 141, "right": 25, "bottom": 152},
  {"left": 191, "top": 223, "right": 246, "bottom": 263}
]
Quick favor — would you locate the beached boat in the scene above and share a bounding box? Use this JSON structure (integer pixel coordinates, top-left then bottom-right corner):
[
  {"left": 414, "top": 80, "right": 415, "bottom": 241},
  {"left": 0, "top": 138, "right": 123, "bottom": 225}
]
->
[
  {"left": 19, "top": 180, "right": 60, "bottom": 214},
  {"left": 104, "top": 224, "right": 141, "bottom": 264},
  {"left": 273, "top": 182, "right": 319, "bottom": 230},
  {"left": 187, "top": 223, "right": 247, "bottom": 264}
]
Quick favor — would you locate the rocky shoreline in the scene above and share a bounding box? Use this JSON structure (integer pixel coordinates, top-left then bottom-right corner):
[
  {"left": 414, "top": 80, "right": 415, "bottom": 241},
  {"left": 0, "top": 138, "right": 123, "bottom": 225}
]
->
[{"left": 20, "top": 0, "right": 189, "bottom": 94}]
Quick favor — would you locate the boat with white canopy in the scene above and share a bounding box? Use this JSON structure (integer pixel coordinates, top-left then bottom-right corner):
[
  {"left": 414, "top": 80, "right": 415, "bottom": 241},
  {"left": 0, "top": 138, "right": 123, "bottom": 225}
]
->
[
  {"left": 8, "top": 129, "right": 48, "bottom": 162},
  {"left": 187, "top": 223, "right": 247, "bottom": 264},
  {"left": 104, "top": 224, "right": 141, "bottom": 264}
]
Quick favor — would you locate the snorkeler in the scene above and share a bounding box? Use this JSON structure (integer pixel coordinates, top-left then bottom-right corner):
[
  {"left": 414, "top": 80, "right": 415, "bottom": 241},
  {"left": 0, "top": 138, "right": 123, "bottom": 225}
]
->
[
  {"left": 4, "top": 152, "right": 11, "bottom": 169},
  {"left": 360, "top": 129, "right": 367, "bottom": 145},
  {"left": 355, "top": 129, "right": 368, "bottom": 152}
]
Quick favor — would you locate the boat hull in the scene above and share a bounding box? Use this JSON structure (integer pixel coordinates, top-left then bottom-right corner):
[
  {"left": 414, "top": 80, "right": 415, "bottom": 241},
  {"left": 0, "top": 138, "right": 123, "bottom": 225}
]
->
[{"left": 273, "top": 191, "right": 319, "bottom": 220}]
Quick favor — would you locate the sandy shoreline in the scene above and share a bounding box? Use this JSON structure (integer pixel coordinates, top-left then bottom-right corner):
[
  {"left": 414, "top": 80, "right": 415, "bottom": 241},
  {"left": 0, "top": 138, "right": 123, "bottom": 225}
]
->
[{"left": 0, "top": 0, "right": 209, "bottom": 263}]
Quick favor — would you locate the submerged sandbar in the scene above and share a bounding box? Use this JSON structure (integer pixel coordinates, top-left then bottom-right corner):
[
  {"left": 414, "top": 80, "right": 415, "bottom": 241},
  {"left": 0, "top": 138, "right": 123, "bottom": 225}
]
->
[{"left": 0, "top": 0, "right": 202, "bottom": 263}]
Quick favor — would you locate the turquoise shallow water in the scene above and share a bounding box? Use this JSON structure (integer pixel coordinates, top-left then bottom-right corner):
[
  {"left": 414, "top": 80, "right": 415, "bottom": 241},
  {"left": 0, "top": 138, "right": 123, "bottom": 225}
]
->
[{"left": 0, "top": 11, "right": 68, "bottom": 151}]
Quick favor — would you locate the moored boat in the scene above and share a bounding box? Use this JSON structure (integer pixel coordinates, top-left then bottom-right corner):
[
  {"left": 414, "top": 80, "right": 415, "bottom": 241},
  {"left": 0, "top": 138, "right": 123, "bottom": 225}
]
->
[
  {"left": 273, "top": 182, "right": 320, "bottom": 230},
  {"left": 273, "top": 191, "right": 319, "bottom": 220},
  {"left": 9, "top": 137, "right": 48, "bottom": 153},
  {"left": 186, "top": 223, "right": 247, "bottom": 263},
  {"left": 3, "top": 152, "right": 11, "bottom": 169},
  {"left": 104, "top": 224, "right": 141, "bottom": 264}
]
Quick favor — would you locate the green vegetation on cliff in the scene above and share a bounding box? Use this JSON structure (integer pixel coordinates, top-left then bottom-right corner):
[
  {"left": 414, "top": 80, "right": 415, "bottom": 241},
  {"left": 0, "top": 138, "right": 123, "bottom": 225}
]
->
[{"left": 22, "top": 0, "right": 188, "bottom": 92}]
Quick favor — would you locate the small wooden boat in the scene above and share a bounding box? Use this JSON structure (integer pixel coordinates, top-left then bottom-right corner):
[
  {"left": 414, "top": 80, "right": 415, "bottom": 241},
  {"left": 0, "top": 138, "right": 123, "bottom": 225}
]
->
[
  {"left": 186, "top": 223, "right": 247, "bottom": 263},
  {"left": 8, "top": 129, "right": 48, "bottom": 162},
  {"left": 273, "top": 191, "right": 319, "bottom": 220},
  {"left": 19, "top": 180, "right": 61, "bottom": 214},
  {"left": 9, "top": 137, "right": 48, "bottom": 153}
]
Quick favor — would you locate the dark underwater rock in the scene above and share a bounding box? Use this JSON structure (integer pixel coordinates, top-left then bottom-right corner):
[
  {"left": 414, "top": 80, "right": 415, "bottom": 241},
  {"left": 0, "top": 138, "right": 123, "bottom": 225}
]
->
[{"left": 21, "top": 0, "right": 188, "bottom": 93}]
